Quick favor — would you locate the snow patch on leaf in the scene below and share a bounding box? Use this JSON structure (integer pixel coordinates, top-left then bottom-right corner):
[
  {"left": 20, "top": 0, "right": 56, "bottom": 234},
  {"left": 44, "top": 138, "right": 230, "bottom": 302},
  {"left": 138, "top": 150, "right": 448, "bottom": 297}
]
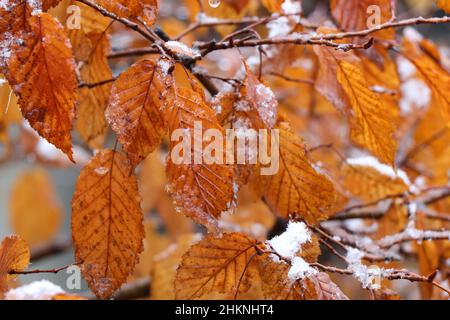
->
[{"left": 267, "top": 221, "right": 311, "bottom": 259}]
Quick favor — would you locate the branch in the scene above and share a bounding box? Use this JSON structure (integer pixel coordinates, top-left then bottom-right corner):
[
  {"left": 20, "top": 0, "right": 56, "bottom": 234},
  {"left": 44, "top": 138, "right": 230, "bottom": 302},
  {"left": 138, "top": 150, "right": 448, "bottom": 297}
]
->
[
  {"left": 194, "top": 16, "right": 450, "bottom": 55},
  {"left": 9, "top": 264, "right": 72, "bottom": 275}
]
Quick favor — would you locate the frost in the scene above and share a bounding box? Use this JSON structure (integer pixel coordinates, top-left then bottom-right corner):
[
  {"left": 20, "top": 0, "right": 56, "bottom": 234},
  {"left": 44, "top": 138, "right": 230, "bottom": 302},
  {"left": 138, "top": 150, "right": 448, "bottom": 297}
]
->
[
  {"left": 346, "top": 156, "right": 412, "bottom": 186},
  {"left": 267, "top": 221, "right": 311, "bottom": 259},
  {"left": 287, "top": 256, "right": 318, "bottom": 281},
  {"left": 5, "top": 280, "right": 65, "bottom": 300},
  {"left": 157, "top": 59, "right": 172, "bottom": 77}
]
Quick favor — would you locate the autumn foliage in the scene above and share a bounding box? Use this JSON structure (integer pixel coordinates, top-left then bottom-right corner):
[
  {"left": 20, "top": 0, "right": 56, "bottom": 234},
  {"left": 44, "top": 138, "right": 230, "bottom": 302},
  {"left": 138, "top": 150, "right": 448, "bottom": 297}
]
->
[{"left": 0, "top": 0, "right": 450, "bottom": 301}]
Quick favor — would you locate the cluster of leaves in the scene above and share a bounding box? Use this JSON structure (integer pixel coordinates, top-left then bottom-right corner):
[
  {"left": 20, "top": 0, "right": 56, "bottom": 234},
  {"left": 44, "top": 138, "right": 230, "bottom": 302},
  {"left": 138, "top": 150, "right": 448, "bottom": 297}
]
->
[{"left": 0, "top": 0, "right": 450, "bottom": 300}]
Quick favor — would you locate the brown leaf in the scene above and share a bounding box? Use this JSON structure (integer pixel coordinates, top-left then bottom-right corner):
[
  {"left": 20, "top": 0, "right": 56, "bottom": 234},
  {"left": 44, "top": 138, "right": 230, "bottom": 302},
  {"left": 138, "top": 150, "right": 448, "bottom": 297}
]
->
[
  {"left": 264, "top": 122, "right": 337, "bottom": 225},
  {"left": 164, "top": 87, "right": 234, "bottom": 231},
  {"left": 9, "top": 168, "right": 62, "bottom": 247},
  {"left": 0, "top": 235, "right": 30, "bottom": 296},
  {"left": 71, "top": 149, "right": 144, "bottom": 299},
  {"left": 259, "top": 256, "right": 348, "bottom": 300},
  {"left": 0, "top": 0, "right": 32, "bottom": 37},
  {"left": 402, "top": 38, "right": 450, "bottom": 127},
  {"left": 3, "top": 13, "right": 77, "bottom": 161},
  {"left": 315, "top": 46, "right": 398, "bottom": 165},
  {"left": 106, "top": 59, "right": 173, "bottom": 165},
  {"left": 175, "top": 233, "right": 259, "bottom": 299},
  {"left": 437, "top": 0, "right": 450, "bottom": 13},
  {"left": 240, "top": 63, "right": 278, "bottom": 129},
  {"left": 330, "top": 0, "right": 394, "bottom": 40},
  {"left": 151, "top": 233, "right": 200, "bottom": 299},
  {"left": 77, "top": 32, "right": 113, "bottom": 149},
  {"left": 96, "top": 0, "right": 158, "bottom": 26},
  {"left": 341, "top": 158, "right": 410, "bottom": 202}
]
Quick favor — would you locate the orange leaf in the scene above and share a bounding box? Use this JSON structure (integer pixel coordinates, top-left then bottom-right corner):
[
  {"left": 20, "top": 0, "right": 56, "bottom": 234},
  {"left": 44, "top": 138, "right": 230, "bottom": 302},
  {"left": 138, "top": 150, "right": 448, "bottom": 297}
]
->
[
  {"left": 0, "top": 235, "right": 30, "bottom": 296},
  {"left": 314, "top": 46, "right": 398, "bottom": 165},
  {"left": 264, "top": 122, "right": 337, "bottom": 225},
  {"left": 3, "top": 13, "right": 77, "bottom": 161},
  {"left": 71, "top": 149, "right": 144, "bottom": 299},
  {"left": 165, "top": 87, "right": 234, "bottom": 231},
  {"left": 437, "top": 0, "right": 450, "bottom": 13},
  {"left": 77, "top": 32, "right": 113, "bottom": 149},
  {"left": 402, "top": 38, "right": 450, "bottom": 127},
  {"left": 259, "top": 256, "right": 348, "bottom": 300},
  {"left": 9, "top": 168, "right": 63, "bottom": 247},
  {"left": 106, "top": 59, "right": 173, "bottom": 165},
  {"left": 330, "top": 0, "right": 394, "bottom": 40},
  {"left": 175, "top": 233, "right": 259, "bottom": 299},
  {"left": 342, "top": 157, "right": 410, "bottom": 202}
]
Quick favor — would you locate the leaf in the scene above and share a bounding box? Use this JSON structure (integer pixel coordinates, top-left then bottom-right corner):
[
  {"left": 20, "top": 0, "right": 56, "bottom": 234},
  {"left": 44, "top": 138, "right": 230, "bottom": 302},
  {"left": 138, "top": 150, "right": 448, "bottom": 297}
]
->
[
  {"left": 0, "top": 0, "right": 32, "bottom": 37},
  {"left": 96, "top": 0, "right": 158, "bottom": 26},
  {"left": 175, "top": 233, "right": 260, "bottom": 299},
  {"left": 0, "top": 235, "right": 30, "bottom": 296},
  {"left": 402, "top": 38, "right": 450, "bottom": 127},
  {"left": 77, "top": 32, "right": 113, "bottom": 149},
  {"left": 342, "top": 157, "right": 410, "bottom": 202},
  {"left": 74, "top": 1, "right": 111, "bottom": 34},
  {"left": 151, "top": 233, "right": 200, "bottom": 299},
  {"left": 314, "top": 45, "right": 399, "bottom": 165},
  {"left": 259, "top": 256, "right": 348, "bottom": 300},
  {"left": 437, "top": 0, "right": 450, "bottom": 13},
  {"left": 261, "top": 0, "right": 283, "bottom": 13},
  {"left": 3, "top": 12, "right": 77, "bottom": 161},
  {"left": 339, "top": 61, "right": 399, "bottom": 165},
  {"left": 71, "top": 149, "right": 144, "bottom": 299},
  {"left": 9, "top": 168, "right": 62, "bottom": 247},
  {"left": 240, "top": 63, "right": 278, "bottom": 129},
  {"left": 106, "top": 59, "right": 173, "bottom": 165},
  {"left": 330, "top": 0, "right": 394, "bottom": 40},
  {"left": 164, "top": 87, "right": 234, "bottom": 231},
  {"left": 263, "top": 122, "right": 337, "bottom": 225}
]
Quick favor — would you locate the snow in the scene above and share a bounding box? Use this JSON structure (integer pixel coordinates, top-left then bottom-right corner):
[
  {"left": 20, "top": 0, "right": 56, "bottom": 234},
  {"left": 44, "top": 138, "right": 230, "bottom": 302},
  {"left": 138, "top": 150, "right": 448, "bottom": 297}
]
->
[
  {"left": 0, "top": 78, "right": 6, "bottom": 86},
  {"left": 397, "top": 56, "right": 417, "bottom": 80},
  {"left": 165, "top": 41, "right": 201, "bottom": 58},
  {"left": 157, "top": 59, "right": 172, "bottom": 76},
  {"left": 403, "top": 27, "right": 423, "bottom": 43},
  {"left": 267, "top": 221, "right": 311, "bottom": 259},
  {"left": 399, "top": 78, "right": 431, "bottom": 114},
  {"left": 346, "top": 156, "right": 412, "bottom": 186},
  {"left": 197, "top": 12, "right": 220, "bottom": 24},
  {"left": 267, "top": 17, "right": 292, "bottom": 38},
  {"left": 287, "top": 256, "right": 318, "bottom": 281},
  {"left": 281, "top": 0, "right": 302, "bottom": 15},
  {"left": 346, "top": 248, "right": 393, "bottom": 289},
  {"left": 5, "top": 280, "right": 65, "bottom": 300},
  {"left": 0, "top": 0, "right": 9, "bottom": 10}
]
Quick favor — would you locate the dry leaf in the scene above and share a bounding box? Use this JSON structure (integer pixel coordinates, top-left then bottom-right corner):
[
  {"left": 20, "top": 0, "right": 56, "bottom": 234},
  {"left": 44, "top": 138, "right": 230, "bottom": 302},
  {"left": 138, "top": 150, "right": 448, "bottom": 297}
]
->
[
  {"left": 0, "top": 235, "right": 30, "bottom": 296},
  {"left": 3, "top": 13, "right": 77, "bottom": 161},
  {"left": 106, "top": 59, "right": 173, "bottom": 165},
  {"left": 72, "top": 149, "right": 144, "bottom": 299},
  {"left": 175, "top": 233, "right": 260, "bottom": 299},
  {"left": 9, "top": 168, "right": 62, "bottom": 247},
  {"left": 165, "top": 87, "right": 234, "bottom": 231},
  {"left": 264, "top": 121, "right": 336, "bottom": 224}
]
